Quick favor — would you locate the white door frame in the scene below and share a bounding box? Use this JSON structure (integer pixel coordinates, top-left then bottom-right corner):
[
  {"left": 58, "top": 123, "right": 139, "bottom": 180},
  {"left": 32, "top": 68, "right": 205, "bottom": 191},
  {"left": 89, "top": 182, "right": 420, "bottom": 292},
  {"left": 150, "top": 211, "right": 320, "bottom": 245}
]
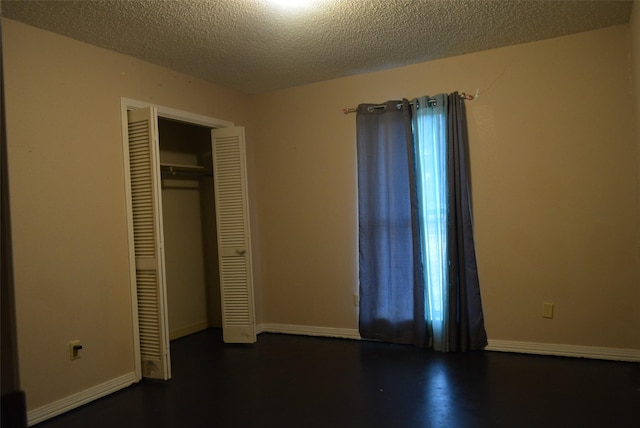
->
[{"left": 120, "top": 98, "right": 234, "bottom": 380}]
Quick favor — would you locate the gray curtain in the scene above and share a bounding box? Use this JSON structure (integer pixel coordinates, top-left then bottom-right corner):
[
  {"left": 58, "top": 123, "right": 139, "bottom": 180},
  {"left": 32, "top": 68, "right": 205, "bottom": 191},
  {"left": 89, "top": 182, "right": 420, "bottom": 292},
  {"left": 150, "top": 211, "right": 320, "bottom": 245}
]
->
[
  {"left": 356, "top": 100, "right": 426, "bottom": 347},
  {"left": 357, "top": 93, "right": 487, "bottom": 351},
  {"left": 446, "top": 92, "right": 487, "bottom": 351}
]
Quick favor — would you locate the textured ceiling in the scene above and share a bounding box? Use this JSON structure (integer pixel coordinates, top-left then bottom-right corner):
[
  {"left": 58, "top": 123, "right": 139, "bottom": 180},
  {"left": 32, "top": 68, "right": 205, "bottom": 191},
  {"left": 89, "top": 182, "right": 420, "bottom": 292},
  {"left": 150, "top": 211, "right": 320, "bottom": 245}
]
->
[{"left": 1, "top": 0, "right": 633, "bottom": 94}]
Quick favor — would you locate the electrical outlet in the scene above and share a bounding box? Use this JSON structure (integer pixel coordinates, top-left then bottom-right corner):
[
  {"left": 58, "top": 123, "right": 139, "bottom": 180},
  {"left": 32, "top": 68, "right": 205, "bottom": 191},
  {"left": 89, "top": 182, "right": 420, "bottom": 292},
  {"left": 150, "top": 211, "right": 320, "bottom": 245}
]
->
[
  {"left": 69, "top": 340, "right": 83, "bottom": 360},
  {"left": 542, "top": 302, "right": 554, "bottom": 319},
  {"left": 353, "top": 294, "right": 359, "bottom": 307}
]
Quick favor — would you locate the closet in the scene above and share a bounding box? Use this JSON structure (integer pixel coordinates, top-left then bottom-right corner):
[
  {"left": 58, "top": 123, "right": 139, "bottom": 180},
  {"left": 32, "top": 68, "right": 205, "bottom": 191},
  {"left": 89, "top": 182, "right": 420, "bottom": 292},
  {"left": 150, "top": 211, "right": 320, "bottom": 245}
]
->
[
  {"left": 157, "top": 118, "right": 222, "bottom": 340},
  {"left": 125, "top": 101, "right": 256, "bottom": 380}
]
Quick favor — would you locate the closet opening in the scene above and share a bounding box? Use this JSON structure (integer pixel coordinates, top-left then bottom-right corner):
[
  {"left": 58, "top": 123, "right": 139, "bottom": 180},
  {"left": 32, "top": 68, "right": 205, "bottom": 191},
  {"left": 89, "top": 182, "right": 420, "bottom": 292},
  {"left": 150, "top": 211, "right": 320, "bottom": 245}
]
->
[
  {"left": 158, "top": 117, "right": 222, "bottom": 342},
  {"left": 123, "top": 98, "right": 256, "bottom": 380}
]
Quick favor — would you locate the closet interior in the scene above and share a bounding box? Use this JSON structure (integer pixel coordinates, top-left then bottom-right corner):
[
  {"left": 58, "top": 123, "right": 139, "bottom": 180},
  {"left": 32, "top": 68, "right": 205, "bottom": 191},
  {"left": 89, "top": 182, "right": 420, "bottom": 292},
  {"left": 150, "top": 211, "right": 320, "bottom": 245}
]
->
[{"left": 158, "top": 117, "right": 222, "bottom": 340}]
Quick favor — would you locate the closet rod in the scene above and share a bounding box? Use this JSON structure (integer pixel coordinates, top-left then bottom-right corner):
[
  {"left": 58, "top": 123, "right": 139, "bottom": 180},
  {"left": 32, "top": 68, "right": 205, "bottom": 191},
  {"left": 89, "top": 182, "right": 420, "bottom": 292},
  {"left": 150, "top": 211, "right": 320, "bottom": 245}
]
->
[{"left": 160, "top": 164, "right": 213, "bottom": 178}]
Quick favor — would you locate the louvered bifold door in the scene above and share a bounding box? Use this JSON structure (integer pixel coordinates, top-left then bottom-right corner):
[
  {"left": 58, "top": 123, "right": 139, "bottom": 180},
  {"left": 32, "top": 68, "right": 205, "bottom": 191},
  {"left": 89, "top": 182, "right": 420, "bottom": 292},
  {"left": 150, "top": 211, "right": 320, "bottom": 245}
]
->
[
  {"left": 211, "top": 127, "right": 256, "bottom": 343},
  {"left": 127, "top": 107, "right": 171, "bottom": 379}
]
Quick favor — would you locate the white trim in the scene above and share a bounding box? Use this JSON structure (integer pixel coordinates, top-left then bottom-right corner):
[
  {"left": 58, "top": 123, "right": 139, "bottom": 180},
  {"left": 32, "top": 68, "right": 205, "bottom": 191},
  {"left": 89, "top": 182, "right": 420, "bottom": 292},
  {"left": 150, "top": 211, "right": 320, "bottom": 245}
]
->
[
  {"left": 257, "top": 323, "right": 361, "bottom": 340},
  {"left": 485, "top": 339, "right": 640, "bottom": 362},
  {"left": 256, "top": 325, "right": 640, "bottom": 362},
  {"left": 27, "top": 372, "right": 137, "bottom": 426},
  {"left": 121, "top": 98, "right": 234, "bottom": 128}
]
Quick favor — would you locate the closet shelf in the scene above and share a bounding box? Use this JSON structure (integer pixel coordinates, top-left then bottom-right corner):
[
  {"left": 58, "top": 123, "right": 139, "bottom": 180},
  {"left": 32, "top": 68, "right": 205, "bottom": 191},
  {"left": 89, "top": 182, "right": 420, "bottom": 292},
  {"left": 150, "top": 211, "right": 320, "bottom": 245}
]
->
[{"left": 160, "top": 163, "right": 213, "bottom": 178}]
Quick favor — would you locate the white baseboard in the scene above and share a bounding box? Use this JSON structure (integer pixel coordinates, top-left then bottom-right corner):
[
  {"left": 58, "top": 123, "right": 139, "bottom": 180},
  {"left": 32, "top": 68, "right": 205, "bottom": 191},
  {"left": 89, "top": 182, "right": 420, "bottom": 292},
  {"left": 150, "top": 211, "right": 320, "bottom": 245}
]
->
[
  {"left": 486, "top": 339, "right": 640, "bottom": 362},
  {"left": 257, "top": 323, "right": 361, "bottom": 340},
  {"left": 256, "top": 324, "right": 639, "bottom": 362},
  {"left": 27, "top": 372, "right": 137, "bottom": 426}
]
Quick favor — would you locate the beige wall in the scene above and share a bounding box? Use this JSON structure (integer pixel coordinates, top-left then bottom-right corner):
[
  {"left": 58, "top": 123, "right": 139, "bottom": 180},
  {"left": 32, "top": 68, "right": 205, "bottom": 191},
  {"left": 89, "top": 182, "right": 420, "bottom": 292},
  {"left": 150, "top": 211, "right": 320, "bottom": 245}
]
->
[
  {"left": 1, "top": 18, "right": 252, "bottom": 411},
  {"left": 159, "top": 119, "right": 216, "bottom": 338},
  {"left": 251, "top": 24, "right": 640, "bottom": 349},
  {"left": 162, "top": 172, "right": 210, "bottom": 338}
]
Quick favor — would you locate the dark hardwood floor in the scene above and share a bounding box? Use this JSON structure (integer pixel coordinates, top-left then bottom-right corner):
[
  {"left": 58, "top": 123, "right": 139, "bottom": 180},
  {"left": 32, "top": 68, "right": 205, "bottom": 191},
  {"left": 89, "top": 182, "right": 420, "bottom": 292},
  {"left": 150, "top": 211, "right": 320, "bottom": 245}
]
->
[{"left": 36, "top": 329, "right": 638, "bottom": 427}]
